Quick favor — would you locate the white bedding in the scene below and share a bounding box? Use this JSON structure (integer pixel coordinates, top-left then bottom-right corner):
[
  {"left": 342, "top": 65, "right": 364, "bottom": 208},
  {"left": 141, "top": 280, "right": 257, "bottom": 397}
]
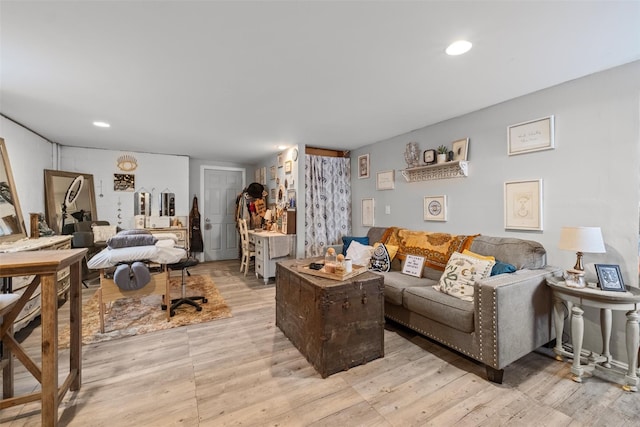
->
[{"left": 87, "top": 243, "right": 186, "bottom": 269}]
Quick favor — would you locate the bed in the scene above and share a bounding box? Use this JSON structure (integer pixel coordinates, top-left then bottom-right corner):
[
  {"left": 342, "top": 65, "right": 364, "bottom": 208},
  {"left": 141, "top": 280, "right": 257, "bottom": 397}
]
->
[{"left": 87, "top": 241, "right": 187, "bottom": 333}]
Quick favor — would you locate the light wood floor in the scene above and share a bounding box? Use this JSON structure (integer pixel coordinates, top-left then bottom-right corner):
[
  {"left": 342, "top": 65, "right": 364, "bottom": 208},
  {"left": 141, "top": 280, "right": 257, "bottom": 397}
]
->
[{"left": 2, "top": 260, "right": 639, "bottom": 426}]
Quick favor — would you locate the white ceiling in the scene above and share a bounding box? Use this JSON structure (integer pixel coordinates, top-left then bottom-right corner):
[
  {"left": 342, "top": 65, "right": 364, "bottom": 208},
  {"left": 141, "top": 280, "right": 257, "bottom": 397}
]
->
[{"left": 1, "top": 1, "right": 639, "bottom": 164}]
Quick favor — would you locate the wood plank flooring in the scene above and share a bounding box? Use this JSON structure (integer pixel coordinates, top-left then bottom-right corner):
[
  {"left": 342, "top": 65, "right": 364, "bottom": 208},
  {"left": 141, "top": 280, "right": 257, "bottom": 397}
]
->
[{"left": 2, "top": 260, "right": 639, "bottom": 426}]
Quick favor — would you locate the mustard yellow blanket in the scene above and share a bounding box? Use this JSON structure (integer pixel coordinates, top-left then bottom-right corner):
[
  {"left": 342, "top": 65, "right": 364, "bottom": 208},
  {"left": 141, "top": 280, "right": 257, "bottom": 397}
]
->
[{"left": 381, "top": 227, "right": 478, "bottom": 271}]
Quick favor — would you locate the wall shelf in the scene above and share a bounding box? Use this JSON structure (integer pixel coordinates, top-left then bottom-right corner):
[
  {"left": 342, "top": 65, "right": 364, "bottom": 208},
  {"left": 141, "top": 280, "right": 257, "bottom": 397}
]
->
[{"left": 400, "top": 161, "right": 468, "bottom": 182}]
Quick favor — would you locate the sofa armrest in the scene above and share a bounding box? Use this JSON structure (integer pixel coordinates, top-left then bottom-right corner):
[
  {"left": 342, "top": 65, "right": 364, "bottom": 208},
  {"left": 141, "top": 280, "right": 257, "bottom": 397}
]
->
[{"left": 475, "top": 266, "right": 562, "bottom": 369}]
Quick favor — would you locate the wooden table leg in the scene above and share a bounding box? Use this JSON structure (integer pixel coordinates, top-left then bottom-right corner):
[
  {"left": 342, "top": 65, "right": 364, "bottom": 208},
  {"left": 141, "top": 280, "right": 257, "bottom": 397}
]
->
[
  {"left": 70, "top": 259, "right": 82, "bottom": 391},
  {"left": 41, "top": 273, "right": 59, "bottom": 427},
  {"left": 600, "top": 308, "right": 612, "bottom": 368},
  {"left": 552, "top": 294, "right": 565, "bottom": 361}
]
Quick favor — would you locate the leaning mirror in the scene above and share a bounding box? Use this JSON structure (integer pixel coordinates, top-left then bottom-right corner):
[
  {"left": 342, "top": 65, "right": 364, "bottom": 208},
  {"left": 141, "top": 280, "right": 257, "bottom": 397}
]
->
[
  {"left": 44, "top": 169, "right": 97, "bottom": 235},
  {"left": 0, "top": 137, "right": 27, "bottom": 243}
]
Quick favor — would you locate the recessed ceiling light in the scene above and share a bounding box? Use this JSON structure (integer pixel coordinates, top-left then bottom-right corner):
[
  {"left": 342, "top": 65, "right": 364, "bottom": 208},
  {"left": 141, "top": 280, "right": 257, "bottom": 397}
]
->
[
  {"left": 446, "top": 40, "right": 472, "bottom": 56},
  {"left": 277, "top": 145, "right": 288, "bottom": 150},
  {"left": 93, "top": 121, "right": 110, "bottom": 128}
]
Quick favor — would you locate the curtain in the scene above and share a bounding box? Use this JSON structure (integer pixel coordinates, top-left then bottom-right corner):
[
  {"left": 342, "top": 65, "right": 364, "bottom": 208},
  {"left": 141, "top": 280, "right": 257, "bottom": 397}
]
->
[{"left": 304, "top": 154, "right": 351, "bottom": 257}]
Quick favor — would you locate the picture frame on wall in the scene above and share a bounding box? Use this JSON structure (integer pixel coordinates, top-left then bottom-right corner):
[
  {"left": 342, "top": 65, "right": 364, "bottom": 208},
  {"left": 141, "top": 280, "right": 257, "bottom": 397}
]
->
[
  {"left": 452, "top": 138, "right": 469, "bottom": 161},
  {"left": 358, "top": 154, "right": 370, "bottom": 179},
  {"left": 376, "top": 170, "right": 394, "bottom": 190},
  {"left": 285, "top": 160, "right": 292, "bottom": 174},
  {"left": 504, "top": 179, "right": 543, "bottom": 230},
  {"left": 507, "top": 115, "right": 555, "bottom": 156},
  {"left": 277, "top": 152, "right": 284, "bottom": 168},
  {"left": 423, "top": 195, "right": 447, "bottom": 221},
  {"left": 362, "top": 198, "right": 374, "bottom": 226},
  {"left": 595, "top": 264, "right": 626, "bottom": 292},
  {"left": 113, "top": 174, "right": 135, "bottom": 192},
  {"left": 270, "top": 165, "right": 276, "bottom": 180},
  {"left": 260, "top": 167, "right": 266, "bottom": 185}
]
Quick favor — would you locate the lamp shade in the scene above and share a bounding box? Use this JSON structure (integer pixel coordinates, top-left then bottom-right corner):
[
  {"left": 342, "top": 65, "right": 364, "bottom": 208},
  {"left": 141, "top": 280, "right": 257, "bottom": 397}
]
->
[{"left": 558, "top": 226, "right": 605, "bottom": 253}]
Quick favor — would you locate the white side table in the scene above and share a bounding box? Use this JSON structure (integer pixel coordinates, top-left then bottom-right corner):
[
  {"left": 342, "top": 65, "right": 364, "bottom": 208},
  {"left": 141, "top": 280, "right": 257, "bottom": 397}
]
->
[{"left": 546, "top": 277, "right": 640, "bottom": 391}]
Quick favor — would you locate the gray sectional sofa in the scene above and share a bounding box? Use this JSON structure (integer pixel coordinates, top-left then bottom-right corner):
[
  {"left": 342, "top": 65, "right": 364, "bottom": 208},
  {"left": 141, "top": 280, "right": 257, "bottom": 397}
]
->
[{"left": 346, "top": 227, "right": 561, "bottom": 383}]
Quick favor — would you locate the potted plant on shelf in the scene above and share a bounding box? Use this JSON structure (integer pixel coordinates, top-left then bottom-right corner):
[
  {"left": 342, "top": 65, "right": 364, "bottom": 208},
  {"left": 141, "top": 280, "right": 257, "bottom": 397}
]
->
[{"left": 436, "top": 145, "right": 448, "bottom": 164}]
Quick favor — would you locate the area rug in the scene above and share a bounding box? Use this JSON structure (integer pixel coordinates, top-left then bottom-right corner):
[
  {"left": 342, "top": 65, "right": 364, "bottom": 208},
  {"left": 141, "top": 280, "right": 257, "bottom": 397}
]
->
[{"left": 59, "top": 274, "right": 232, "bottom": 348}]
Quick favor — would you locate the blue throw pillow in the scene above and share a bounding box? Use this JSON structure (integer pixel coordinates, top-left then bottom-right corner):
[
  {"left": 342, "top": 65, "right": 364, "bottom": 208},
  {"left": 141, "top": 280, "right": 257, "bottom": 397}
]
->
[
  {"left": 491, "top": 260, "right": 516, "bottom": 276},
  {"left": 342, "top": 236, "right": 369, "bottom": 255}
]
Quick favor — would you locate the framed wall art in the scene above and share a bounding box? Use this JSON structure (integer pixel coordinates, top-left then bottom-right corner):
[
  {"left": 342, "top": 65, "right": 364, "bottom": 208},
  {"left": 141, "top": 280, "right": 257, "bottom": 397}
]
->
[
  {"left": 277, "top": 152, "right": 284, "bottom": 168},
  {"left": 508, "top": 115, "right": 555, "bottom": 156},
  {"left": 113, "top": 174, "right": 135, "bottom": 192},
  {"left": 504, "top": 179, "right": 543, "bottom": 230},
  {"left": 285, "top": 160, "right": 292, "bottom": 174},
  {"left": 423, "top": 195, "right": 447, "bottom": 221},
  {"left": 362, "top": 198, "right": 374, "bottom": 226},
  {"left": 595, "top": 264, "right": 625, "bottom": 292},
  {"left": 452, "top": 138, "right": 469, "bottom": 161},
  {"left": 376, "top": 170, "right": 395, "bottom": 190},
  {"left": 358, "top": 154, "right": 370, "bottom": 179},
  {"left": 270, "top": 165, "right": 276, "bottom": 180}
]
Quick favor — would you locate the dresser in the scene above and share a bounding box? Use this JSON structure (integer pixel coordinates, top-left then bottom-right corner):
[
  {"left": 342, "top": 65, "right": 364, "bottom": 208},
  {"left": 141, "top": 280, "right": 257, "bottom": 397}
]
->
[
  {"left": 0, "top": 235, "right": 73, "bottom": 332},
  {"left": 248, "top": 230, "right": 295, "bottom": 284},
  {"left": 146, "top": 226, "right": 189, "bottom": 250}
]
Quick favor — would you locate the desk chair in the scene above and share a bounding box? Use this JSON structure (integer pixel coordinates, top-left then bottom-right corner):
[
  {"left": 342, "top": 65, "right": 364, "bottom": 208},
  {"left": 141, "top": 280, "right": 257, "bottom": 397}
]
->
[
  {"left": 238, "top": 218, "right": 255, "bottom": 276},
  {"left": 163, "top": 258, "right": 207, "bottom": 316}
]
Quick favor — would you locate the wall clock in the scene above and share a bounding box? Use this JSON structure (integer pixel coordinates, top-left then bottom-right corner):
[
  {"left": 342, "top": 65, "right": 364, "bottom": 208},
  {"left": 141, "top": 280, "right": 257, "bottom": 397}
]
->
[{"left": 292, "top": 148, "right": 298, "bottom": 161}]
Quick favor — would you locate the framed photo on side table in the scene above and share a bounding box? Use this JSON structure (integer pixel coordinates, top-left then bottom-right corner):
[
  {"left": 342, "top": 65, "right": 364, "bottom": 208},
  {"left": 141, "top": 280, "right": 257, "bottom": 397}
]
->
[
  {"left": 358, "top": 154, "right": 370, "bottom": 179},
  {"left": 595, "top": 264, "right": 626, "bottom": 292},
  {"left": 376, "top": 170, "right": 394, "bottom": 190},
  {"left": 362, "top": 198, "right": 374, "bottom": 226},
  {"left": 504, "top": 179, "right": 543, "bottom": 231}
]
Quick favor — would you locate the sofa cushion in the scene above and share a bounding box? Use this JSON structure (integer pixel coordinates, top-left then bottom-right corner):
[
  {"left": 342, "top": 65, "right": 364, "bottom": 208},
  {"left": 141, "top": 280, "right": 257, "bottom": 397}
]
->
[
  {"left": 469, "top": 235, "right": 546, "bottom": 269},
  {"left": 491, "top": 260, "right": 517, "bottom": 276},
  {"left": 434, "top": 251, "right": 494, "bottom": 301},
  {"left": 403, "top": 285, "right": 475, "bottom": 333},
  {"left": 379, "top": 272, "right": 435, "bottom": 305}
]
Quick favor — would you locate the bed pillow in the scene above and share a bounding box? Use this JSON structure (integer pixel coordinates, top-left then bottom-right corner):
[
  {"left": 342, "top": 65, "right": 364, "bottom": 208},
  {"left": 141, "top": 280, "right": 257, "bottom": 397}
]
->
[
  {"left": 342, "top": 236, "right": 369, "bottom": 255},
  {"left": 92, "top": 225, "right": 118, "bottom": 243},
  {"left": 434, "top": 251, "right": 495, "bottom": 301},
  {"left": 345, "top": 240, "right": 375, "bottom": 267},
  {"left": 107, "top": 233, "right": 158, "bottom": 249}
]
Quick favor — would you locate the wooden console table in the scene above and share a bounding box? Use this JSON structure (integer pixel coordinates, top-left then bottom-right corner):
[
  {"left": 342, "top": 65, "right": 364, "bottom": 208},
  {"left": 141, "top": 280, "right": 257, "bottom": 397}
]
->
[
  {"left": 547, "top": 276, "right": 640, "bottom": 391},
  {"left": 0, "top": 248, "right": 86, "bottom": 426}
]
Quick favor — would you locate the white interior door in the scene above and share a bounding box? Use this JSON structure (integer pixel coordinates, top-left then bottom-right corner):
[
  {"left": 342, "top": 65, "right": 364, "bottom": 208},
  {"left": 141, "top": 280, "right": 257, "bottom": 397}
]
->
[{"left": 202, "top": 168, "right": 244, "bottom": 261}]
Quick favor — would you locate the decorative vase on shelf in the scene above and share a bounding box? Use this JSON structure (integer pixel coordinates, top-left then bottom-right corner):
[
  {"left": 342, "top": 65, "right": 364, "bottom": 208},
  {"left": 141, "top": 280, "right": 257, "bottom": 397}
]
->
[{"left": 436, "top": 153, "right": 447, "bottom": 164}]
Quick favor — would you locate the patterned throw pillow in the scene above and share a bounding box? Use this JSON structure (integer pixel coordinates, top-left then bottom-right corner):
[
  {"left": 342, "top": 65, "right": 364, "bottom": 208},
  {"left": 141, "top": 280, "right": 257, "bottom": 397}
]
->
[
  {"left": 369, "top": 243, "right": 391, "bottom": 272},
  {"left": 345, "top": 241, "right": 375, "bottom": 267},
  {"left": 434, "top": 251, "right": 495, "bottom": 301},
  {"left": 92, "top": 225, "right": 118, "bottom": 243}
]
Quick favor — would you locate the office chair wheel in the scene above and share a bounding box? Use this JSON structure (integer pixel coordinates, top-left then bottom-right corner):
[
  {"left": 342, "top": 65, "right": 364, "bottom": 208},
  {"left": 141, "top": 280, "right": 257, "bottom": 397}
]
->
[
  {"left": 196, "top": 306, "right": 202, "bottom": 312},
  {"left": 170, "top": 309, "right": 176, "bottom": 317},
  {"left": 161, "top": 303, "right": 167, "bottom": 310},
  {"left": 203, "top": 298, "right": 208, "bottom": 303}
]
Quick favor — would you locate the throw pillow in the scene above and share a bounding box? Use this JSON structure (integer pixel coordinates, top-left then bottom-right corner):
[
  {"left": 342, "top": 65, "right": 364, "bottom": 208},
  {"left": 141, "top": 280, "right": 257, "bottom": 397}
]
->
[
  {"left": 369, "top": 243, "right": 391, "bottom": 272},
  {"left": 92, "top": 225, "right": 118, "bottom": 243},
  {"left": 342, "top": 236, "right": 369, "bottom": 255},
  {"left": 491, "top": 260, "right": 517, "bottom": 276},
  {"left": 462, "top": 249, "right": 495, "bottom": 262},
  {"left": 375, "top": 242, "right": 398, "bottom": 261},
  {"left": 345, "top": 240, "right": 375, "bottom": 267},
  {"left": 434, "top": 251, "right": 495, "bottom": 301}
]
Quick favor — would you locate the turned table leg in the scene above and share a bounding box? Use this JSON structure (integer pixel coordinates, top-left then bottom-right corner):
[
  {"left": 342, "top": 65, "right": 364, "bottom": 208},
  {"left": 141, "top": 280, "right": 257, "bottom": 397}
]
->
[
  {"left": 623, "top": 310, "right": 639, "bottom": 392},
  {"left": 600, "top": 308, "right": 612, "bottom": 368},
  {"left": 570, "top": 304, "right": 584, "bottom": 383},
  {"left": 553, "top": 295, "right": 565, "bottom": 361}
]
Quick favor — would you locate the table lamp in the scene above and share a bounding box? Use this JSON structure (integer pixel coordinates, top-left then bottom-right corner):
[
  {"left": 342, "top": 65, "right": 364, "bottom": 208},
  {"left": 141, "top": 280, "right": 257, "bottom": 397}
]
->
[{"left": 558, "top": 226, "right": 606, "bottom": 271}]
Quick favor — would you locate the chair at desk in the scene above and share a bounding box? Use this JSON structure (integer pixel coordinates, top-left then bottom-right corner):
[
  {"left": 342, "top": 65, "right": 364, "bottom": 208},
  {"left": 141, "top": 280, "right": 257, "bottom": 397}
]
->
[
  {"left": 238, "top": 218, "right": 255, "bottom": 276},
  {"left": 164, "top": 257, "right": 207, "bottom": 316}
]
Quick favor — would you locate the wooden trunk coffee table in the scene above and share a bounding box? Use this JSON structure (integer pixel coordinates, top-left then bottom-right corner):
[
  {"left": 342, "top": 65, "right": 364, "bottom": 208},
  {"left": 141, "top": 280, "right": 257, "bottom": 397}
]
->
[{"left": 275, "top": 258, "right": 384, "bottom": 378}]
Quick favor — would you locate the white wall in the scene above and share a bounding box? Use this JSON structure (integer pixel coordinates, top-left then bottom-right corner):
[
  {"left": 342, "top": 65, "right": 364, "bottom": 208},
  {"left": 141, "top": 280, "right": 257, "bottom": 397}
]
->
[
  {"left": 350, "top": 60, "right": 640, "bottom": 362},
  {"left": 0, "top": 116, "right": 54, "bottom": 231},
  {"left": 60, "top": 147, "right": 189, "bottom": 229}
]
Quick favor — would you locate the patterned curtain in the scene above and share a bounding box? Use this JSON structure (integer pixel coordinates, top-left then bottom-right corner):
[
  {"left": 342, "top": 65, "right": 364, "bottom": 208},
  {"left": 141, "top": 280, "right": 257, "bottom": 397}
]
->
[{"left": 304, "top": 154, "right": 351, "bottom": 257}]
